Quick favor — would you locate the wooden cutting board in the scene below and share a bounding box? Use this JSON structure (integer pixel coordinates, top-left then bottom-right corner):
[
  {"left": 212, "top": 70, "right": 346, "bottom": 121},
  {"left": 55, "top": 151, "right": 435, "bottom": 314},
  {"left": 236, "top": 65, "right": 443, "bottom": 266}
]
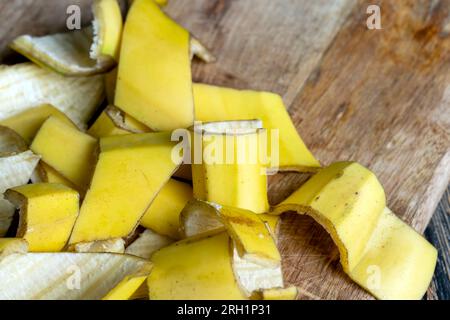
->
[{"left": 1, "top": 0, "right": 449, "bottom": 300}]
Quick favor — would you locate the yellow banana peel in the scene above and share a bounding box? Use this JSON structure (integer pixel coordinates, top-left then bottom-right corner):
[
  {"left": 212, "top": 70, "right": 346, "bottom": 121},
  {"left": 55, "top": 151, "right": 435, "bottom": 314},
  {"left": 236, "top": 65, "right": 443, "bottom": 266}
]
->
[
  {"left": 5, "top": 183, "right": 79, "bottom": 252},
  {"left": 88, "top": 108, "right": 131, "bottom": 139},
  {"left": 115, "top": 0, "right": 194, "bottom": 131},
  {"left": 193, "top": 83, "right": 320, "bottom": 172},
  {"left": 0, "top": 104, "right": 77, "bottom": 144},
  {"left": 10, "top": 0, "right": 122, "bottom": 76},
  {"left": 271, "top": 162, "right": 437, "bottom": 300},
  {"left": 37, "top": 162, "right": 79, "bottom": 190},
  {"left": 103, "top": 268, "right": 151, "bottom": 300},
  {"left": 0, "top": 63, "right": 104, "bottom": 129},
  {"left": 0, "top": 239, "right": 28, "bottom": 258},
  {"left": 31, "top": 116, "right": 98, "bottom": 192},
  {"left": 140, "top": 179, "right": 192, "bottom": 239},
  {"left": 0, "top": 253, "right": 149, "bottom": 299},
  {"left": 148, "top": 231, "right": 247, "bottom": 300},
  {"left": 258, "top": 286, "right": 298, "bottom": 300},
  {"left": 68, "top": 132, "right": 180, "bottom": 245},
  {"left": 125, "top": 228, "right": 174, "bottom": 259},
  {"left": 191, "top": 120, "right": 269, "bottom": 213},
  {"left": 73, "top": 238, "right": 125, "bottom": 253}
]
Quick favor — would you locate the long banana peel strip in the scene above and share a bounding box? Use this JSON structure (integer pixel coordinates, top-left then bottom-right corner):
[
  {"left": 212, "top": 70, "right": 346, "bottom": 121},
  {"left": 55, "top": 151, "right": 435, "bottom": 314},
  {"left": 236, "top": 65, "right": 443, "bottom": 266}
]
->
[
  {"left": 0, "top": 239, "right": 28, "bottom": 258},
  {"left": 125, "top": 229, "right": 174, "bottom": 259},
  {"left": 147, "top": 231, "right": 247, "bottom": 300},
  {"left": 115, "top": 0, "right": 194, "bottom": 131},
  {"left": 0, "top": 63, "right": 104, "bottom": 128},
  {"left": 5, "top": 183, "right": 79, "bottom": 252},
  {"left": 271, "top": 162, "right": 437, "bottom": 300},
  {"left": 191, "top": 120, "right": 269, "bottom": 213},
  {"left": 10, "top": 0, "right": 122, "bottom": 76},
  {"left": 0, "top": 253, "right": 149, "bottom": 300},
  {"left": 69, "top": 132, "right": 181, "bottom": 245},
  {"left": 193, "top": 83, "right": 320, "bottom": 171},
  {"left": 102, "top": 265, "right": 152, "bottom": 300},
  {"left": 31, "top": 116, "right": 98, "bottom": 192},
  {"left": 73, "top": 238, "right": 125, "bottom": 253},
  {"left": 140, "top": 179, "right": 192, "bottom": 239},
  {"left": 0, "top": 104, "right": 77, "bottom": 144},
  {"left": 0, "top": 130, "right": 40, "bottom": 236}
]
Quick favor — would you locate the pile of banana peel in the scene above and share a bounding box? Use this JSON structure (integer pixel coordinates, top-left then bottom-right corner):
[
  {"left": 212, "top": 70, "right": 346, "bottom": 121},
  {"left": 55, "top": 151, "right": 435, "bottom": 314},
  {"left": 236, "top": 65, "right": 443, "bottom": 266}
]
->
[{"left": 0, "top": 0, "right": 437, "bottom": 300}]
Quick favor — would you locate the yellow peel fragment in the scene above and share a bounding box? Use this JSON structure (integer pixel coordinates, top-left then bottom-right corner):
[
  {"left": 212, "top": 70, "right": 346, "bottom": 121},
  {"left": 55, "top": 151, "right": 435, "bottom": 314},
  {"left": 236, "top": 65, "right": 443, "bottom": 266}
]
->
[
  {"left": 271, "top": 162, "right": 437, "bottom": 300},
  {"left": 88, "top": 109, "right": 130, "bottom": 138},
  {"left": 69, "top": 132, "right": 180, "bottom": 245},
  {"left": 31, "top": 116, "right": 98, "bottom": 192},
  {"left": 115, "top": 0, "right": 194, "bottom": 131},
  {"left": 103, "top": 273, "right": 150, "bottom": 300},
  {"left": 73, "top": 238, "right": 125, "bottom": 253},
  {"left": 5, "top": 183, "right": 80, "bottom": 252},
  {"left": 38, "top": 162, "right": 78, "bottom": 190},
  {"left": 194, "top": 83, "right": 320, "bottom": 171},
  {"left": 0, "top": 63, "right": 104, "bottom": 129},
  {"left": 0, "top": 239, "right": 28, "bottom": 258},
  {"left": 191, "top": 121, "right": 269, "bottom": 213},
  {"left": 147, "top": 231, "right": 247, "bottom": 300},
  {"left": 140, "top": 179, "right": 193, "bottom": 239},
  {"left": 259, "top": 286, "right": 298, "bottom": 300},
  {"left": 0, "top": 104, "right": 77, "bottom": 144}
]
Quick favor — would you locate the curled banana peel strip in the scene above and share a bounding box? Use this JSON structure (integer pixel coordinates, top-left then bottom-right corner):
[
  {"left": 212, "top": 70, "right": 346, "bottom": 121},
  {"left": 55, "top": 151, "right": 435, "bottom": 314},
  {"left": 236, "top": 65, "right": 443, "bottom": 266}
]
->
[
  {"left": 10, "top": 0, "right": 122, "bottom": 76},
  {"left": 193, "top": 83, "right": 320, "bottom": 172},
  {"left": 115, "top": 0, "right": 194, "bottom": 131},
  {"left": 68, "top": 132, "right": 181, "bottom": 246},
  {"left": 191, "top": 120, "right": 270, "bottom": 214},
  {"left": 0, "top": 252, "right": 150, "bottom": 300},
  {"left": 30, "top": 116, "right": 98, "bottom": 193},
  {"left": 5, "top": 183, "right": 80, "bottom": 252},
  {"left": 0, "top": 63, "right": 104, "bottom": 129},
  {"left": 0, "top": 127, "right": 40, "bottom": 236},
  {"left": 271, "top": 162, "right": 437, "bottom": 300},
  {"left": 178, "top": 200, "right": 286, "bottom": 297}
]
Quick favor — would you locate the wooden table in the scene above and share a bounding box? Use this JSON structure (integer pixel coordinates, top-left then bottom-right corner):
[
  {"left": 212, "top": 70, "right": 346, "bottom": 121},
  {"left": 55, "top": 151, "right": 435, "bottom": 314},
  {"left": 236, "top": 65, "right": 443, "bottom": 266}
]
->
[{"left": 0, "top": 0, "right": 449, "bottom": 300}]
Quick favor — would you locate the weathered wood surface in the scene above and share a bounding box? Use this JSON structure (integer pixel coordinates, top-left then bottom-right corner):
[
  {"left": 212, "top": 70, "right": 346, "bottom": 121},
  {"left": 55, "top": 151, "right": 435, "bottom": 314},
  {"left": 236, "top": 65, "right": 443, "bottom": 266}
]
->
[{"left": 0, "top": 0, "right": 448, "bottom": 300}]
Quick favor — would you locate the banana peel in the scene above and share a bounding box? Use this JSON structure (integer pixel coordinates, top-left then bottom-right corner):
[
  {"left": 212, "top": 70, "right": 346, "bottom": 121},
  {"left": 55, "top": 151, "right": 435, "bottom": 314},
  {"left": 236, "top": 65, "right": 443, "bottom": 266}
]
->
[
  {"left": 73, "top": 238, "right": 125, "bottom": 253},
  {"left": 10, "top": 0, "right": 122, "bottom": 76},
  {"left": 88, "top": 108, "right": 131, "bottom": 138},
  {"left": 190, "top": 37, "right": 216, "bottom": 63},
  {"left": 257, "top": 286, "right": 298, "bottom": 300},
  {"left": 271, "top": 162, "right": 437, "bottom": 300},
  {"left": 193, "top": 83, "right": 320, "bottom": 172},
  {"left": 102, "top": 265, "right": 152, "bottom": 300},
  {"left": 0, "top": 63, "right": 104, "bottom": 129},
  {"left": 140, "top": 179, "right": 192, "bottom": 239},
  {"left": 68, "top": 132, "right": 181, "bottom": 245},
  {"left": 0, "top": 252, "right": 149, "bottom": 300},
  {"left": 0, "top": 127, "right": 40, "bottom": 236},
  {"left": 31, "top": 116, "right": 98, "bottom": 192},
  {"left": 147, "top": 231, "right": 247, "bottom": 300},
  {"left": 0, "top": 239, "right": 28, "bottom": 258},
  {"left": 5, "top": 183, "right": 79, "bottom": 252},
  {"left": 115, "top": 0, "right": 194, "bottom": 131},
  {"left": 0, "top": 104, "right": 77, "bottom": 144},
  {"left": 191, "top": 120, "right": 269, "bottom": 213},
  {"left": 37, "top": 162, "right": 78, "bottom": 190},
  {"left": 125, "top": 229, "right": 174, "bottom": 259}
]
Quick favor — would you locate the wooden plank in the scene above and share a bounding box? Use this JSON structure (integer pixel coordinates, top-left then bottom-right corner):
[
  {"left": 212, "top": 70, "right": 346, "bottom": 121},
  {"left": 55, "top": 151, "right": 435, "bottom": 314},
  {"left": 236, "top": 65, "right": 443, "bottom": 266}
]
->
[{"left": 425, "top": 187, "right": 450, "bottom": 300}]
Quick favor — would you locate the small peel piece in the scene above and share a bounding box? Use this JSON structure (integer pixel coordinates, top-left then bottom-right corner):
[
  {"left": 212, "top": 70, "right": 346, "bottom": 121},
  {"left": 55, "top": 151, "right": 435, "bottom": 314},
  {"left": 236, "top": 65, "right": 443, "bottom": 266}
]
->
[
  {"left": 0, "top": 104, "right": 77, "bottom": 144},
  {"left": 125, "top": 229, "right": 174, "bottom": 259},
  {"left": 190, "top": 37, "right": 216, "bottom": 63},
  {"left": 31, "top": 116, "right": 98, "bottom": 192},
  {"left": 68, "top": 132, "right": 181, "bottom": 246},
  {"left": 140, "top": 179, "right": 193, "bottom": 239},
  {"left": 191, "top": 120, "right": 269, "bottom": 213},
  {"left": 73, "top": 238, "right": 125, "bottom": 253},
  {"left": 258, "top": 286, "right": 298, "bottom": 300},
  {"left": 0, "top": 253, "right": 149, "bottom": 300},
  {"left": 0, "top": 63, "right": 104, "bottom": 128},
  {"left": 102, "top": 267, "right": 152, "bottom": 300},
  {"left": 10, "top": 0, "right": 122, "bottom": 76},
  {"left": 115, "top": 0, "right": 194, "bottom": 131},
  {"left": 193, "top": 83, "right": 320, "bottom": 172},
  {"left": 38, "top": 162, "right": 78, "bottom": 190},
  {"left": 88, "top": 108, "right": 131, "bottom": 138},
  {"left": 0, "top": 239, "right": 28, "bottom": 258},
  {"left": 5, "top": 183, "right": 80, "bottom": 252},
  {"left": 147, "top": 231, "right": 247, "bottom": 300},
  {"left": 271, "top": 162, "right": 437, "bottom": 300}
]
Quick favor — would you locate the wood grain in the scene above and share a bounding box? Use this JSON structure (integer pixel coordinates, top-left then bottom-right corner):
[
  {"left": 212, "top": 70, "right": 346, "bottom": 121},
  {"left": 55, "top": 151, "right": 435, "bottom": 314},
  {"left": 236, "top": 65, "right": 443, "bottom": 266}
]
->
[{"left": 0, "top": 0, "right": 448, "bottom": 300}]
